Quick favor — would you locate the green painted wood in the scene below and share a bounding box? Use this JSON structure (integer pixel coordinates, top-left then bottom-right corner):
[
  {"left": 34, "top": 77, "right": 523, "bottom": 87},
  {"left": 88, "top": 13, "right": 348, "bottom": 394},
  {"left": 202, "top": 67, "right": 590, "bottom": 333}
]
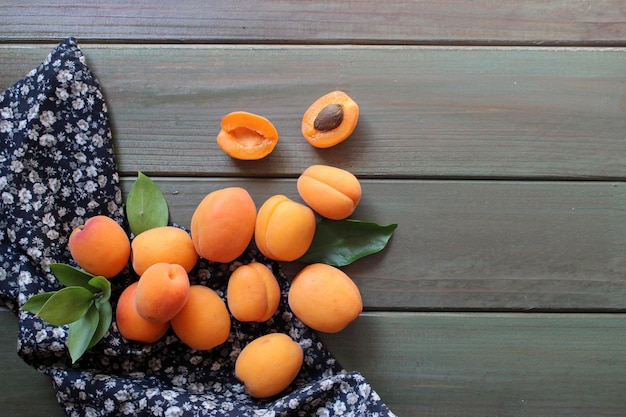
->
[
  {"left": 119, "top": 177, "right": 626, "bottom": 311},
  {"left": 0, "top": 310, "right": 66, "bottom": 417},
  {"left": 2, "top": 309, "right": 624, "bottom": 416},
  {"left": 1, "top": 1, "right": 625, "bottom": 45},
  {"left": 2, "top": 45, "right": 625, "bottom": 179},
  {"left": 318, "top": 312, "right": 626, "bottom": 417}
]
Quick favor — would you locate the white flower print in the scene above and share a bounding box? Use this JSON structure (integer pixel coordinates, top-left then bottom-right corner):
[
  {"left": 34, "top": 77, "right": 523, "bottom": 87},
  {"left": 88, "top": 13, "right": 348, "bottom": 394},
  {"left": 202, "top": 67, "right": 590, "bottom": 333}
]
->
[
  {"left": 2, "top": 192, "right": 14, "bottom": 204},
  {"left": 39, "top": 110, "right": 57, "bottom": 127},
  {"left": 56, "top": 69, "right": 73, "bottom": 83},
  {"left": 38, "top": 133, "right": 57, "bottom": 146},
  {"left": 55, "top": 87, "right": 69, "bottom": 101}
]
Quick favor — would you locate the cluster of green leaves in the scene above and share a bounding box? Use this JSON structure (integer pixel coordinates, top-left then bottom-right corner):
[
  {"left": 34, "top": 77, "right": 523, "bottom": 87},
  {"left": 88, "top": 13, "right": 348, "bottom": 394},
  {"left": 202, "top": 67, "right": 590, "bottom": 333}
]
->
[{"left": 22, "top": 264, "right": 112, "bottom": 363}]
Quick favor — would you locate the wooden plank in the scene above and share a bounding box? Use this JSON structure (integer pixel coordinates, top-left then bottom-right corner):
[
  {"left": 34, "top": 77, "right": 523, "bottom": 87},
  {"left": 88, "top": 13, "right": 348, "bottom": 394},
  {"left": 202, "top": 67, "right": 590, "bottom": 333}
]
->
[
  {"left": 0, "top": 310, "right": 65, "bottom": 417},
  {"left": 2, "top": 309, "right": 624, "bottom": 416},
  {"left": 2, "top": 45, "right": 625, "bottom": 179},
  {"left": 1, "top": 1, "right": 625, "bottom": 45},
  {"left": 319, "top": 312, "right": 626, "bottom": 417},
  {"left": 119, "top": 177, "right": 626, "bottom": 311}
]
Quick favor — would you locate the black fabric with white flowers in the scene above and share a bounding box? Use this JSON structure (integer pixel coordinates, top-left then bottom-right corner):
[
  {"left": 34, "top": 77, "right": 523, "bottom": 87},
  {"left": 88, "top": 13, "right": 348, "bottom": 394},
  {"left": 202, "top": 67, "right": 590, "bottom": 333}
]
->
[{"left": 0, "top": 38, "right": 397, "bottom": 417}]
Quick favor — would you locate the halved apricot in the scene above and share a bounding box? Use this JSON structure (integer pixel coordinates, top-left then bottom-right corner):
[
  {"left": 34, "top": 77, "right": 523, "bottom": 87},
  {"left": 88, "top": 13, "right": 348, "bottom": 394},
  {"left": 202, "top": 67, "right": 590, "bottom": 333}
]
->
[
  {"left": 302, "top": 91, "right": 359, "bottom": 148},
  {"left": 217, "top": 111, "right": 279, "bottom": 160}
]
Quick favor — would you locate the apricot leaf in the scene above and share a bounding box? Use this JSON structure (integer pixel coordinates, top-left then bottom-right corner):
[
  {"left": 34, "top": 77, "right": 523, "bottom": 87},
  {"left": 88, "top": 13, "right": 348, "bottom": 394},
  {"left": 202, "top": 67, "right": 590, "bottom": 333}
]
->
[
  {"left": 299, "top": 219, "right": 397, "bottom": 266},
  {"left": 50, "top": 263, "right": 97, "bottom": 291},
  {"left": 36, "top": 286, "right": 95, "bottom": 326},
  {"left": 126, "top": 171, "right": 169, "bottom": 236},
  {"left": 88, "top": 276, "right": 111, "bottom": 304},
  {"left": 88, "top": 302, "right": 112, "bottom": 350},
  {"left": 21, "top": 292, "right": 55, "bottom": 315},
  {"left": 67, "top": 303, "right": 99, "bottom": 363}
]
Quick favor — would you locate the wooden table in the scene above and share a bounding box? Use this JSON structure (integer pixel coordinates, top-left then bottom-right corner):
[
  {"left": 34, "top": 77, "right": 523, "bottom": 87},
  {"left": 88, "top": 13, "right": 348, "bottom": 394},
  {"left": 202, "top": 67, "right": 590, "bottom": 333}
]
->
[{"left": 1, "top": 2, "right": 625, "bottom": 416}]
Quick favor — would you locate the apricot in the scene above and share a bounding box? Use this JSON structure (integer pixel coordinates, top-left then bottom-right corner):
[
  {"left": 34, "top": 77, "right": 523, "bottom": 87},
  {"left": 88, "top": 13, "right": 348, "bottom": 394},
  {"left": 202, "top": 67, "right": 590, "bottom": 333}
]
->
[
  {"left": 297, "top": 164, "right": 362, "bottom": 220},
  {"left": 115, "top": 282, "right": 170, "bottom": 343},
  {"left": 216, "top": 111, "right": 279, "bottom": 160},
  {"left": 302, "top": 90, "right": 359, "bottom": 148},
  {"left": 170, "top": 285, "right": 231, "bottom": 350},
  {"left": 235, "top": 333, "right": 303, "bottom": 398},
  {"left": 288, "top": 263, "right": 362, "bottom": 333},
  {"left": 131, "top": 226, "right": 198, "bottom": 276},
  {"left": 190, "top": 187, "right": 257, "bottom": 263},
  {"left": 135, "top": 262, "right": 190, "bottom": 323},
  {"left": 68, "top": 215, "right": 131, "bottom": 278},
  {"left": 254, "top": 195, "right": 316, "bottom": 262},
  {"left": 227, "top": 262, "right": 281, "bottom": 322}
]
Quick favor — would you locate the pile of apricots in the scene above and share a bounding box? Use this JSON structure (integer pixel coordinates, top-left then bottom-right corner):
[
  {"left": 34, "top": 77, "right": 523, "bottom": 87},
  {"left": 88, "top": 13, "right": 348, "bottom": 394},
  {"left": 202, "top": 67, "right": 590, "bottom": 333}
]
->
[{"left": 65, "top": 90, "right": 367, "bottom": 399}]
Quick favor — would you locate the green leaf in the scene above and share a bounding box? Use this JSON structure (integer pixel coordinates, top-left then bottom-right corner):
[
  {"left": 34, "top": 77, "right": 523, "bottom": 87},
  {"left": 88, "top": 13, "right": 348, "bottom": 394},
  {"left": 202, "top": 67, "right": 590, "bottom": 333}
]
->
[
  {"left": 22, "top": 292, "right": 55, "bottom": 315},
  {"left": 67, "top": 303, "right": 99, "bottom": 363},
  {"left": 50, "top": 263, "right": 97, "bottom": 291},
  {"left": 126, "top": 171, "right": 169, "bottom": 236},
  {"left": 87, "top": 301, "right": 112, "bottom": 350},
  {"left": 36, "top": 286, "right": 95, "bottom": 326},
  {"left": 299, "top": 219, "right": 398, "bottom": 266},
  {"left": 88, "top": 276, "right": 111, "bottom": 304}
]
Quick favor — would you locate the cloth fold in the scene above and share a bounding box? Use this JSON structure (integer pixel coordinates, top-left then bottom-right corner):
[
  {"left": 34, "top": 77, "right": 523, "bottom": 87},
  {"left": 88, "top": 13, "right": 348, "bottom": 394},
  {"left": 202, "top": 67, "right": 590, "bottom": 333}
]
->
[{"left": 0, "top": 38, "right": 396, "bottom": 416}]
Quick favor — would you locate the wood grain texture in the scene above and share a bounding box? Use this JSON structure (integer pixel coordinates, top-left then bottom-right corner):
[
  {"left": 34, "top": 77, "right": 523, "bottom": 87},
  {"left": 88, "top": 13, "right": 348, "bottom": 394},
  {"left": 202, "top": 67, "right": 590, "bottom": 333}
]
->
[
  {"left": 119, "top": 177, "right": 626, "bottom": 311},
  {"left": 1, "top": 0, "right": 625, "bottom": 45},
  {"left": 0, "top": 311, "right": 65, "bottom": 417},
  {"left": 2, "top": 44, "right": 625, "bottom": 179},
  {"left": 319, "top": 312, "right": 626, "bottom": 417}
]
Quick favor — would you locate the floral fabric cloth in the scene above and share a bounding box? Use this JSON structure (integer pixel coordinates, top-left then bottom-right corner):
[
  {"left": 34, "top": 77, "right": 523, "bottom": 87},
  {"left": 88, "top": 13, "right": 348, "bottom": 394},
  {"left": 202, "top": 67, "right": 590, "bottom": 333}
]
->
[{"left": 0, "top": 38, "right": 397, "bottom": 417}]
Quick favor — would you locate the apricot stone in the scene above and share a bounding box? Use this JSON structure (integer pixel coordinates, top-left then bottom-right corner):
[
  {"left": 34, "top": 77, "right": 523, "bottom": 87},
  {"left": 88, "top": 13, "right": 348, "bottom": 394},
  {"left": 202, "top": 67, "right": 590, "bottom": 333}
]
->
[
  {"left": 116, "top": 282, "right": 170, "bottom": 343},
  {"left": 135, "top": 262, "right": 190, "bottom": 323},
  {"left": 131, "top": 226, "right": 198, "bottom": 276},
  {"left": 254, "top": 195, "right": 316, "bottom": 262},
  {"left": 190, "top": 187, "right": 257, "bottom": 263},
  {"left": 235, "top": 333, "right": 303, "bottom": 398},
  {"left": 68, "top": 215, "right": 131, "bottom": 278},
  {"left": 227, "top": 262, "right": 281, "bottom": 322},
  {"left": 170, "top": 285, "right": 231, "bottom": 350},
  {"left": 297, "top": 164, "right": 362, "bottom": 220},
  {"left": 288, "top": 263, "right": 362, "bottom": 333}
]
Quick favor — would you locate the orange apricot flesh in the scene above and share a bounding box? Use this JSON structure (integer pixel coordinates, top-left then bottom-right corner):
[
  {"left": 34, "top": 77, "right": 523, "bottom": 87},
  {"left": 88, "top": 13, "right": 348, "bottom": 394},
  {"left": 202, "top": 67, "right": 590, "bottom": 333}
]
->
[
  {"left": 288, "top": 263, "right": 363, "bottom": 333},
  {"left": 190, "top": 187, "right": 257, "bottom": 263},
  {"left": 135, "top": 262, "right": 190, "bottom": 324},
  {"left": 131, "top": 226, "right": 198, "bottom": 276},
  {"left": 297, "top": 164, "right": 362, "bottom": 220},
  {"left": 68, "top": 215, "right": 131, "bottom": 278},
  {"left": 217, "top": 111, "right": 279, "bottom": 160},
  {"left": 115, "top": 282, "right": 170, "bottom": 343},
  {"left": 302, "top": 90, "right": 359, "bottom": 148},
  {"left": 254, "top": 195, "right": 316, "bottom": 262},
  {"left": 235, "top": 333, "right": 303, "bottom": 398},
  {"left": 170, "top": 285, "right": 231, "bottom": 350},
  {"left": 227, "top": 262, "right": 281, "bottom": 322}
]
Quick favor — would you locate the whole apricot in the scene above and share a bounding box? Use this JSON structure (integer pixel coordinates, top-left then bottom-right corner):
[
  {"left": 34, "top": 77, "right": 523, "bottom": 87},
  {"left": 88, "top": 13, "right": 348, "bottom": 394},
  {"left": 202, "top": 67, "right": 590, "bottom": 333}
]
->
[
  {"left": 254, "top": 195, "right": 316, "bottom": 262},
  {"left": 190, "top": 187, "right": 257, "bottom": 263},
  {"left": 68, "top": 215, "right": 131, "bottom": 278},
  {"left": 297, "top": 164, "right": 362, "bottom": 220},
  {"left": 131, "top": 226, "right": 198, "bottom": 276},
  {"left": 227, "top": 262, "right": 281, "bottom": 322},
  {"left": 235, "top": 333, "right": 303, "bottom": 398},
  {"left": 288, "top": 263, "right": 362, "bottom": 333},
  {"left": 135, "top": 262, "right": 190, "bottom": 323},
  {"left": 115, "top": 282, "right": 170, "bottom": 343},
  {"left": 170, "top": 285, "right": 231, "bottom": 350}
]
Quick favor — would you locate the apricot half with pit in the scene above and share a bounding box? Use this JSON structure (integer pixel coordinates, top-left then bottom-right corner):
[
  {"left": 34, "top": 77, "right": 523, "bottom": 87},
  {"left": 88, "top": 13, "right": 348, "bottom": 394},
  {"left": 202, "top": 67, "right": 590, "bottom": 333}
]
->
[{"left": 302, "top": 90, "right": 359, "bottom": 148}]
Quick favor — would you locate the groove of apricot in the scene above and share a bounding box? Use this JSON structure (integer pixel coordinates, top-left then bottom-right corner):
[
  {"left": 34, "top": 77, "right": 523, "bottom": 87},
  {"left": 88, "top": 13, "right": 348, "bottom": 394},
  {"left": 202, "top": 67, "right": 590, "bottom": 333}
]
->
[
  {"left": 115, "top": 282, "right": 170, "bottom": 343},
  {"left": 302, "top": 90, "right": 359, "bottom": 148},
  {"left": 216, "top": 111, "right": 279, "bottom": 160},
  {"left": 68, "top": 215, "right": 131, "bottom": 279},
  {"left": 170, "top": 285, "right": 231, "bottom": 350},
  {"left": 227, "top": 262, "right": 281, "bottom": 322},
  {"left": 288, "top": 263, "right": 363, "bottom": 333},
  {"left": 135, "top": 262, "right": 190, "bottom": 324},
  {"left": 254, "top": 194, "right": 316, "bottom": 262},
  {"left": 190, "top": 187, "right": 257, "bottom": 263},
  {"left": 131, "top": 226, "right": 198, "bottom": 276},
  {"left": 297, "top": 164, "right": 362, "bottom": 220},
  {"left": 235, "top": 333, "right": 303, "bottom": 398}
]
